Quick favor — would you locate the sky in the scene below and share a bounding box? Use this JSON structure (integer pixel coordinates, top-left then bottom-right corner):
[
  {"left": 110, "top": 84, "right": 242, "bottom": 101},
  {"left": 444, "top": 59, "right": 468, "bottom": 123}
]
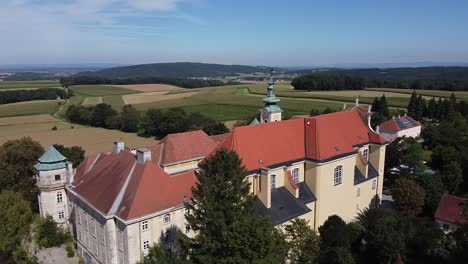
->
[{"left": 1, "top": 0, "right": 468, "bottom": 66}]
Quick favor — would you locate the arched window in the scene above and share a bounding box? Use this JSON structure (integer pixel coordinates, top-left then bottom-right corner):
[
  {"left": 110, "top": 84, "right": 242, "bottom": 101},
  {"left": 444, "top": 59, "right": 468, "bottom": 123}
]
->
[
  {"left": 57, "top": 191, "right": 63, "bottom": 204},
  {"left": 333, "top": 165, "right": 343, "bottom": 186},
  {"left": 292, "top": 168, "right": 300, "bottom": 183},
  {"left": 363, "top": 149, "right": 369, "bottom": 161},
  {"left": 271, "top": 174, "right": 277, "bottom": 189}
]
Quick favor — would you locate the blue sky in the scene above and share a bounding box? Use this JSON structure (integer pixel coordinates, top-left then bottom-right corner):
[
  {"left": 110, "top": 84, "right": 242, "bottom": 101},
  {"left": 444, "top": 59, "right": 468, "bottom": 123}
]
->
[{"left": 1, "top": 0, "right": 467, "bottom": 66}]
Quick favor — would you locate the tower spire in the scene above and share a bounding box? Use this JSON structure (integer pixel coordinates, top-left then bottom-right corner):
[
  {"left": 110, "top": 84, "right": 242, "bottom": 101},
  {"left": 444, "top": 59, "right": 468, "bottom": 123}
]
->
[{"left": 260, "top": 69, "right": 283, "bottom": 123}]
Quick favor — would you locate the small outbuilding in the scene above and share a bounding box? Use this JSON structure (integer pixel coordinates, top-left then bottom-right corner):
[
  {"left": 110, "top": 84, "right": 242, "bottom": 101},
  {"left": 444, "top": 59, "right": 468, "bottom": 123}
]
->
[
  {"left": 378, "top": 115, "right": 421, "bottom": 142},
  {"left": 434, "top": 193, "right": 468, "bottom": 233}
]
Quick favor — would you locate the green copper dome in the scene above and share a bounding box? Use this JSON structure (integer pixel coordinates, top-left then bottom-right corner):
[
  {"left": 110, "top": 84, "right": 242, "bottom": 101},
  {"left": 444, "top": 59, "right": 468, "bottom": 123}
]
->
[
  {"left": 250, "top": 118, "right": 260, "bottom": 125},
  {"left": 262, "top": 74, "right": 282, "bottom": 112},
  {"left": 34, "top": 145, "right": 68, "bottom": 171}
]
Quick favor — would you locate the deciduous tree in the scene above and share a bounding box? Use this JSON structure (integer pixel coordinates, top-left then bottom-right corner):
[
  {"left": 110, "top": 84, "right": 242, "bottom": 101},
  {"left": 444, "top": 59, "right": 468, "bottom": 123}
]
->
[
  {"left": 285, "top": 219, "right": 320, "bottom": 264},
  {"left": 391, "top": 178, "right": 425, "bottom": 216}
]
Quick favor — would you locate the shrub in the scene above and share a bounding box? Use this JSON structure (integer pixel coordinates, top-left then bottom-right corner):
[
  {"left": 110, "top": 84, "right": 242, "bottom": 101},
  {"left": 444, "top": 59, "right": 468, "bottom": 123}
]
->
[
  {"left": 35, "top": 215, "right": 72, "bottom": 248},
  {"left": 51, "top": 126, "right": 58, "bottom": 131},
  {"left": 65, "top": 243, "right": 75, "bottom": 258}
]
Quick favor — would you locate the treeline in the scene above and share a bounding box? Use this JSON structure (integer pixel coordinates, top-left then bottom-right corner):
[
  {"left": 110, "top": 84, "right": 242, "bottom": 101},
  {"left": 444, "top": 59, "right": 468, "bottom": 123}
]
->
[
  {"left": 291, "top": 74, "right": 366, "bottom": 90},
  {"left": 292, "top": 73, "right": 468, "bottom": 91},
  {"left": 407, "top": 91, "right": 468, "bottom": 120},
  {"left": 65, "top": 104, "right": 228, "bottom": 138},
  {"left": 4, "top": 72, "right": 56, "bottom": 81},
  {"left": 59, "top": 76, "right": 240, "bottom": 89},
  {"left": 0, "top": 88, "right": 72, "bottom": 104}
]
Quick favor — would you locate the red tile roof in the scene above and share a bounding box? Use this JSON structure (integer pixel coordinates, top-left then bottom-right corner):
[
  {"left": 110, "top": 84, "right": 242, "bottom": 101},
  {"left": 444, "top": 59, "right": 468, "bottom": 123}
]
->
[
  {"left": 210, "top": 133, "right": 229, "bottom": 145},
  {"left": 117, "top": 163, "right": 196, "bottom": 220},
  {"left": 160, "top": 130, "right": 218, "bottom": 165},
  {"left": 435, "top": 194, "right": 468, "bottom": 225},
  {"left": 379, "top": 116, "right": 420, "bottom": 132},
  {"left": 217, "top": 110, "right": 385, "bottom": 171}
]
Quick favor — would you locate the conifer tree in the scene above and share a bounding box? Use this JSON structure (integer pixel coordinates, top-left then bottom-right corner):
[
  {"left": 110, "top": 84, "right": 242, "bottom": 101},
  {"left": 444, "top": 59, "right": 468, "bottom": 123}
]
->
[
  {"left": 371, "top": 97, "right": 381, "bottom": 114},
  {"left": 407, "top": 90, "right": 418, "bottom": 117},
  {"left": 379, "top": 94, "right": 390, "bottom": 118},
  {"left": 183, "top": 149, "right": 287, "bottom": 264},
  {"left": 427, "top": 97, "right": 436, "bottom": 120}
]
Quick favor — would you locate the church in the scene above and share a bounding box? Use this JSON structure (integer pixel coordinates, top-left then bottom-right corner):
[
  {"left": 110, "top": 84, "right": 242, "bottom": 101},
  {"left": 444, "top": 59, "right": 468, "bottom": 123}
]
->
[{"left": 35, "top": 76, "right": 387, "bottom": 264}]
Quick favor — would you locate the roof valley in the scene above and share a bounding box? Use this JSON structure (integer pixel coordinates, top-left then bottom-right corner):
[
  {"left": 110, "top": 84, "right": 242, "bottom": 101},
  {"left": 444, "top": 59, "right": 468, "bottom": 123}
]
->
[{"left": 108, "top": 161, "right": 137, "bottom": 216}]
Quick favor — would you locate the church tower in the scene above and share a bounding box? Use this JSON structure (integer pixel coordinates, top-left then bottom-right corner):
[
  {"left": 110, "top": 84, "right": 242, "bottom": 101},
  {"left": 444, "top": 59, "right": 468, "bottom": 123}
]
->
[
  {"left": 35, "top": 145, "right": 74, "bottom": 226},
  {"left": 260, "top": 71, "right": 283, "bottom": 123}
]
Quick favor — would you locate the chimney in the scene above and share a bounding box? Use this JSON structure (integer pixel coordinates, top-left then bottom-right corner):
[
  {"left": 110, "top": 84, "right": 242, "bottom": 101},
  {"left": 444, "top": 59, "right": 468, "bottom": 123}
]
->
[
  {"left": 136, "top": 148, "right": 151, "bottom": 164},
  {"left": 376, "top": 125, "right": 380, "bottom": 134},
  {"left": 67, "top": 161, "right": 75, "bottom": 184},
  {"left": 113, "top": 140, "right": 125, "bottom": 154},
  {"left": 355, "top": 97, "right": 359, "bottom": 106},
  {"left": 342, "top": 104, "right": 347, "bottom": 110}
]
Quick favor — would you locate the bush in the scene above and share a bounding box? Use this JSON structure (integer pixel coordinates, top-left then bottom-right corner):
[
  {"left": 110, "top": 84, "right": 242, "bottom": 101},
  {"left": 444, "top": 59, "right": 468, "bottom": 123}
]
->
[
  {"left": 65, "top": 243, "right": 75, "bottom": 258},
  {"left": 51, "top": 126, "right": 58, "bottom": 131},
  {"left": 35, "top": 215, "right": 72, "bottom": 248}
]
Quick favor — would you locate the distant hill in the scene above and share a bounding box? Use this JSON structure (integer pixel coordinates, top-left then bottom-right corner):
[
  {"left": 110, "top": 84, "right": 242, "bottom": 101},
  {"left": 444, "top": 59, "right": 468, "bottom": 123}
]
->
[
  {"left": 78, "top": 62, "right": 279, "bottom": 78},
  {"left": 290, "top": 67, "right": 468, "bottom": 81}
]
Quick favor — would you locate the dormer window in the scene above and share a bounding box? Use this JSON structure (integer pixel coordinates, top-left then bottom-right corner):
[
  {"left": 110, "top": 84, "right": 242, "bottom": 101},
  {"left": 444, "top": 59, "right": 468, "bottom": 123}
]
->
[
  {"left": 271, "top": 174, "right": 277, "bottom": 189},
  {"left": 292, "top": 168, "right": 300, "bottom": 183},
  {"left": 363, "top": 149, "right": 369, "bottom": 161},
  {"left": 334, "top": 165, "right": 343, "bottom": 186},
  {"left": 163, "top": 214, "right": 171, "bottom": 224}
]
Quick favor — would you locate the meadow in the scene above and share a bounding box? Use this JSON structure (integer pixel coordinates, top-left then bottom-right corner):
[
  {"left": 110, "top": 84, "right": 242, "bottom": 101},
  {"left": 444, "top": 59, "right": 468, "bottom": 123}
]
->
[
  {"left": 0, "top": 100, "right": 63, "bottom": 118},
  {"left": 0, "top": 80, "right": 60, "bottom": 90}
]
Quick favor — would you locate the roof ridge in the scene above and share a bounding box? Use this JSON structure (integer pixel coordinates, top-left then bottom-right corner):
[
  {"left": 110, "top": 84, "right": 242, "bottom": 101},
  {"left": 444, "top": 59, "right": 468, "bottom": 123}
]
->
[{"left": 108, "top": 161, "right": 137, "bottom": 216}]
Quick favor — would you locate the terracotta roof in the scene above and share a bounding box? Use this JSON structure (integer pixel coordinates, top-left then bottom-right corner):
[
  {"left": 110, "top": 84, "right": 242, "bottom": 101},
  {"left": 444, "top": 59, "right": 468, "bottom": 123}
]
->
[
  {"left": 217, "top": 110, "right": 385, "bottom": 171},
  {"left": 379, "top": 116, "right": 420, "bottom": 132},
  {"left": 160, "top": 130, "right": 218, "bottom": 165},
  {"left": 210, "top": 133, "right": 229, "bottom": 145},
  {"left": 117, "top": 164, "right": 196, "bottom": 220},
  {"left": 217, "top": 118, "right": 306, "bottom": 171},
  {"left": 73, "top": 151, "right": 136, "bottom": 215},
  {"left": 435, "top": 194, "right": 468, "bottom": 225}
]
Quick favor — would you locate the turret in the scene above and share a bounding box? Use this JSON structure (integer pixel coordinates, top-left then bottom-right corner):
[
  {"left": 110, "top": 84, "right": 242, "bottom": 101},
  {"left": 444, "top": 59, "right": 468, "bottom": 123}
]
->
[{"left": 34, "top": 145, "right": 71, "bottom": 225}]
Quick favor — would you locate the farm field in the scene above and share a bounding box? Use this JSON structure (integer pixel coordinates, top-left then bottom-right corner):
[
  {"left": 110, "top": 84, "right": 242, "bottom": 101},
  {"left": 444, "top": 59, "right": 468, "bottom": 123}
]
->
[
  {"left": 367, "top": 88, "right": 468, "bottom": 101},
  {"left": 0, "top": 115, "right": 157, "bottom": 154},
  {"left": 113, "top": 84, "right": 184, "bottom": 92},
  {"left": 82, "top": 97, "right": 103, "bottom": 105},
  {"left": 0, "top": 80, "right": 60, "bottom": 90},
  {"left": 123, "top": 91, "right": 198, "bottom": 105},
  {"left": 70, "top": 85, "right": 141, "bottom": 96},
  {"left": 0, "top": 100, "right": 63, "bottom": 118}
]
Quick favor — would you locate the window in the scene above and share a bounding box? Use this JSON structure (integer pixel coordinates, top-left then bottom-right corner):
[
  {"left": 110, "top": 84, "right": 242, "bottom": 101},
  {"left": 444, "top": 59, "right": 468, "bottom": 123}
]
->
[
  {"left": 141, "top": 221, "right": 148, "bottom": 231},
  {"left": 77, "top": 211, "right": 81, "bottom": 224},
  {"left": 55, "top": 174, "right": 61, "bottom": 181},
  {"left": 58, "top": 211, "right": 64, "bottom": 219},
  {"left": 443, "top": 224, "right": 449, "bottom": 231},
  {"left": 372, "top": 179, "right": 377, "bottom": 190},
  {"left": 271, "top": 174, "right": 277, "bottom": 189},
  {"left": 292, "top": 168, "right": 300, "bottom": 183},
  {"left": 56, "top": 191, "right": 63, "bottom": 204},
  {"left": 363, "top": 149, "right": 369, "bottom": 161},
  {"left": 184, "top": 208, "right": 189, "bottom": 216},
  {"left": 357, "top": 188, "right": 360, "bottom": 197},
  {"left": 333, "top": 165, "right": 343, "bottom": 186},
  {"left": 143, "top": 240, "right": 149, "bottom": 255},
  {"left": 101, "top": 225, "right": 106, "bottom": 246},
  {"left": 78, "top": 230, "right": 82, "bottom": 241},
  {"left": 185, "top": 224, "right": 191, "bottom": 235},
  {"left": 91, "top": 219, "right": 96, "bottom": 237},
  {"left": 84, "top": 215, "right": 88, "bottom": 231},
  {"left": 163, "top": 214, "right": 171, "bottom": 224}
]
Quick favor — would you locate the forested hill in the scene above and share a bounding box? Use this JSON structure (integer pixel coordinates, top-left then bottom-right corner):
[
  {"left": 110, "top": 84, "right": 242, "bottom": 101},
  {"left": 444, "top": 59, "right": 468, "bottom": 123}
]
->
[
  {"left": 290, "top": 67, "right": 468, "bottom": 81},
  {"left": 78, "top": 62, "right": 278, "bottom": 78}
]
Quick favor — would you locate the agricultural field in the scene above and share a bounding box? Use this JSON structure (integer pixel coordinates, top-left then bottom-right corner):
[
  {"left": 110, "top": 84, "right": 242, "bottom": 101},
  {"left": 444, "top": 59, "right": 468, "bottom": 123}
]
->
[
  {"left": 0, "top": 115, "right": 157, "bottom": 154},
  {"left": 82, "top": 97, "right": 103, "bottom": 105},
  {"left": 113, "top": 84, "right": 184, "bottom": 92},
  {"left": 0, "top": 100, "right": 63, "bottom": 118},
  {"left": 70, "top": 85, "right": 141, "bottom": 96},
  {"left": 0, "top": 80, "right": 60, "bottom": 90},
  {"left": 123, "top": 91, "right": 198, "bottom": 105}
]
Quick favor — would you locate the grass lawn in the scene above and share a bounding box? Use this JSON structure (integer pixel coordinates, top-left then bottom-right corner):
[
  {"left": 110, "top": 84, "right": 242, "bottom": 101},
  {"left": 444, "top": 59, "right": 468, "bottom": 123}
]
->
[
  {"left": 70, "top": 85, "right": 141, "bottom": 97},
  {"left": 0, "top": 80, "right": 60, "bottom": 90},
  {"left": 0, "top": 100, "right": 62, "bottom": 118}
]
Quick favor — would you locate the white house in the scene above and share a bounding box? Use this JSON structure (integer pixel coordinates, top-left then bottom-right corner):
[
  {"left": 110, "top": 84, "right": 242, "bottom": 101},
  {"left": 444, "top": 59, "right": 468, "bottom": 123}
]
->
[{"left": 378, "top": 115, "right": 421, "bottom": 142}]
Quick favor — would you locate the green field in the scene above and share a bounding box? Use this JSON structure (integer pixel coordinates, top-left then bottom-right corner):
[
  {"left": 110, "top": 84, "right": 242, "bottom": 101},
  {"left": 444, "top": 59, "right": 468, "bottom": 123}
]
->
[
  {"left": 103, "top": 95, "right": 126, "bottom": 110},
  {"left": 367, "top": 88, "right": 468, "bottom": 101},
  {"left": 70, "top": 85, "right": 141, "bottom": 97},
  {"left": 0, "top": 100, "right": 62, "bottom": 118},
  {"left": 0, "top": 80, "right": 60, "bottom": 90}
]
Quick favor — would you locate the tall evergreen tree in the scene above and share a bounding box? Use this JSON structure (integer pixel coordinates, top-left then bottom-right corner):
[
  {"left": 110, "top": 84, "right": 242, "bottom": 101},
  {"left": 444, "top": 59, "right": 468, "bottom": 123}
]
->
[
  {"left": 407, "top": 91, "right": 418, "bottom": 117},
  {"left": 379, "top": 94, "right": 390, "bottom": 118},
  {"left": 427, "top": 97, "right": 436, "bottom": 120},
  {"left": 183, "top": 149, "right": 287, "bottom": 264}
]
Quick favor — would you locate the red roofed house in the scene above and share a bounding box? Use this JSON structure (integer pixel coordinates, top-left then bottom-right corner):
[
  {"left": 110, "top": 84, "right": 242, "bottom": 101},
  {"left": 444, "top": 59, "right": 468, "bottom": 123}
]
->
[
  {"left": 435, "top": 194, "right": 468, "bottom": 233},
  {"left": 378, "top": 114, "right": 421, "bottom": 142},
  {"left": 35, "top": 80, "right": 388, "bottom": 264}
]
